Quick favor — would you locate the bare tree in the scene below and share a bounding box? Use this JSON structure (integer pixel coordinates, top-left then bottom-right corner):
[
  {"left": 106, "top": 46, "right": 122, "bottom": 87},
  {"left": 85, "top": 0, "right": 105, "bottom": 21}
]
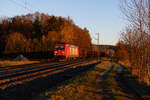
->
[{"left": 120, "top": 0, "right": 150, "bottom": 84}]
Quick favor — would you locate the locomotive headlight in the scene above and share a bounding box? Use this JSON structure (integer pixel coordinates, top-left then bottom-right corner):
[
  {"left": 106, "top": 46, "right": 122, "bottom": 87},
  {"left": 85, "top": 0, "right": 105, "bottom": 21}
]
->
[{"left": 62, "top": 51, "right": 65, "bottom": 54}]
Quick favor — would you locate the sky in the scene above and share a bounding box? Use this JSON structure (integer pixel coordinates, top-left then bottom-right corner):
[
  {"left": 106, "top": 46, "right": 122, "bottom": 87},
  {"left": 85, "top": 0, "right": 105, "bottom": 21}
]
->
[{"left": 0, "top": 0, "right": 127, "bottom": 45}]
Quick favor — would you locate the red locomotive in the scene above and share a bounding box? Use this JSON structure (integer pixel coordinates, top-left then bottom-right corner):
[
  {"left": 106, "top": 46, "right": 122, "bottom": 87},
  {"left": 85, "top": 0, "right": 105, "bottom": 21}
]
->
[{"left": 54, "top": 44, "right": 79, "bottom": 60}]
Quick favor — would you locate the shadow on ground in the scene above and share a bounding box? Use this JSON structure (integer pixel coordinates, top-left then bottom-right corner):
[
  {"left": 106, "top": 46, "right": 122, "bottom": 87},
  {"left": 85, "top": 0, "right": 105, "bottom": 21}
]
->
[
  {"left": 98, "top": 64, "right": 150, "bottom": 100},
  {"left": 0, "top": 62, "right": 99, "bottom": 100},
  {"left": 117, "top": 65, "right": 150, "bottom": 100}
]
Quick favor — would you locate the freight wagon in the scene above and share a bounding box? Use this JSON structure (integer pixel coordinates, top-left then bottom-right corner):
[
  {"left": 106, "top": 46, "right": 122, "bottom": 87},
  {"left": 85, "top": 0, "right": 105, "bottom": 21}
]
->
[{"left": 54, "top": 44, "right": 79, "bottom": 60}]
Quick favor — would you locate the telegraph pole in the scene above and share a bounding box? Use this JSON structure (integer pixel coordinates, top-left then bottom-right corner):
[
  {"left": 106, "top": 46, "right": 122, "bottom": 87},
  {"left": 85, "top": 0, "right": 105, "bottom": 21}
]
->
[
  {"left": 96, "top": 33, "right": 100, "bottom": 61},
  {"left": 97, "top": 33, "right": 100, "bottom": 45},
  {"left": 93, "top": 33, "right": 100, "bottom": 61}
]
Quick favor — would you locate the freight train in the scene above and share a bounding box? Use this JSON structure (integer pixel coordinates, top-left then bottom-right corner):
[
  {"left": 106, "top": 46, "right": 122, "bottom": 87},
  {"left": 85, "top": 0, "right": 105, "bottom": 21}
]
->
[{"left": 54, "top": 44, "right": 79, "bottom": 60}]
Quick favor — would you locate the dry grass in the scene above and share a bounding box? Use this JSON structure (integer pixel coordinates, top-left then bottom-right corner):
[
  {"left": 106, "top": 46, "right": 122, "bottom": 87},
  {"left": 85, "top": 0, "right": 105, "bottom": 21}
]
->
[
  {"left": 96, "top": 60, "right": 111, "bottom": 70},
  {"left": 0, "top": 60, "right": 99, "bottom": 90},
  {"left": 101, "top": 64, "right": 135, "bottom": 100},
  {"left": 118, "top": 60, "right": 130, "bottom": 67},
  {"left": 34, "top": 60, "right": 110, "bottom": 100},
  {"left": 35, "top": 70, "right": 101, "bottom": 100},
  {"left": 0, "top": 60, "right": 40, "bottom": 67}
]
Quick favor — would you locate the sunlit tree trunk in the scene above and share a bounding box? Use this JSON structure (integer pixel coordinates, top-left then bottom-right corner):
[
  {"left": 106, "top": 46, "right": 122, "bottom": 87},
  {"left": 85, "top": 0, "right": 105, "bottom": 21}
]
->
[{"left": 120, "top": 0, "right": 150, "bottom": 84}]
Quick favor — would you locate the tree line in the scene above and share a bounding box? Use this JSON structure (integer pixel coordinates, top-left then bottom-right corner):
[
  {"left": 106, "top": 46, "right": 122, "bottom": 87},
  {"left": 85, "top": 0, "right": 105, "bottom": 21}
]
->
[
  {"left": 0, "top": 12, "right": 92, "bottom": 58},
  {"left": 116, "top": 0, "right": 150, "bottom": 85}
]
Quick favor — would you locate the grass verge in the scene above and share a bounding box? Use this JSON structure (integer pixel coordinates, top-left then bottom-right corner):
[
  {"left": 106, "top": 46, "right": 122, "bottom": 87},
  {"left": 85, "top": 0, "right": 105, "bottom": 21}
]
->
[
  {"left": 0, "top": 60, "right": 40, "bottom": 67},
  {"left": 34, "top": 61, "right": 111, "bottom": 100},
  {"left": 101, "top": 64, "right": 135, "bottom": 100},
  {"left": 118, "top": 66, "right": 150, "bottom": 100}
]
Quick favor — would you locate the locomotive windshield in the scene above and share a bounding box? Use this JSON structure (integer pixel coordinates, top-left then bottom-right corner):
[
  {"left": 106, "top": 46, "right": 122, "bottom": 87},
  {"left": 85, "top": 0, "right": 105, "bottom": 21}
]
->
[{"left": 55, "top": 46, "right": 65, "bottom": 50}]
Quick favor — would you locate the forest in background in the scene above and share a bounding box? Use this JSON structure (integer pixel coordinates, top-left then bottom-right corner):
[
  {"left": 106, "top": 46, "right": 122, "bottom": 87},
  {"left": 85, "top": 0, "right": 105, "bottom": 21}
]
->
[{"left": 0, "top": 12, "right": 93, "bottom": 58}]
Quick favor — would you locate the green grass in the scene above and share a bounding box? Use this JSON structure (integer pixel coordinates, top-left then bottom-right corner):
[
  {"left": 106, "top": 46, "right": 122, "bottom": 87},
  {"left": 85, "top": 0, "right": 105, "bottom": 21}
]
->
[
  {"left": 102, "top": 64, "right": 150, "bottom": 100},
  {"left": 120, "top": 66, "right": 150, "bottom": 100},
  {"left": 34, "top": 60, "right": 150, "bottom": 100},
  {"left": 101, "top": 64, "right": 135, "bottom": 100},
  {"left": 34, "top": 63, "right": 105, "bottom": 100},
  {"left": 34, "top": 60, "right": 140, "bottom": 100}
]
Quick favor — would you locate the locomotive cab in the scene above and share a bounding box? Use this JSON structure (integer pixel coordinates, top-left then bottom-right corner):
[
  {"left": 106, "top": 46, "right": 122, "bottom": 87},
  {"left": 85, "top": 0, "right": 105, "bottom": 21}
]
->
[
  {"left": 54, "top": 44, "right": 79, "bottom": 60},
  {"left": 54, "top": 44, "right": 65, "bottom": 58}
]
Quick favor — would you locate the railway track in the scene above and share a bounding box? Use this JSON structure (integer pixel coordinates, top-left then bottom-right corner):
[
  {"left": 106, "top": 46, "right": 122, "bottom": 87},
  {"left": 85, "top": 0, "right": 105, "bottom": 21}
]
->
[{"left": 0, "top": 58, "right": 98, "bottom": 90}]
